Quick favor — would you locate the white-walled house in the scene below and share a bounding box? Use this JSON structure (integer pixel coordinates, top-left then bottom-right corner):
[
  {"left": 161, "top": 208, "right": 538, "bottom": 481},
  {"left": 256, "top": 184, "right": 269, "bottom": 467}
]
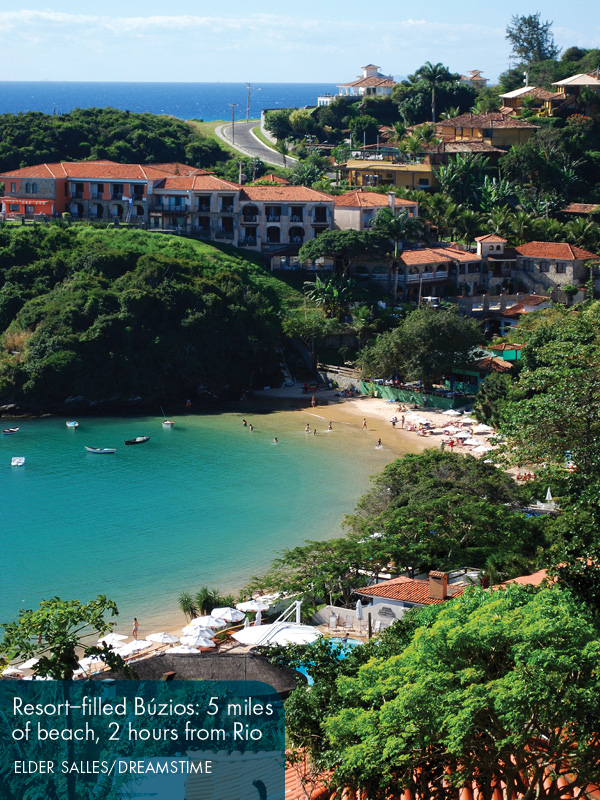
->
[{"left": 333, "top": 189, "right": 418, "bottom": 231}]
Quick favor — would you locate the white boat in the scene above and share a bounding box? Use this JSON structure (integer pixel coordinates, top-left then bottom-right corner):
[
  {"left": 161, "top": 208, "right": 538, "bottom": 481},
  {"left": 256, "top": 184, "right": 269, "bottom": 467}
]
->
[
  {"left": 2, "top": 427, "right": 19, "bottom": 435},
  {"left": 11, "top": 457, "right": 25, "bottom": 466},
  {"left": 66, "top": 420, "right": 79, "bottom": 428},
  {"left": 84, "top": 446, "right": 116, "bottom": 454},
  {"left": 162, "top": 420, "right": 175, "bottom": 427}
]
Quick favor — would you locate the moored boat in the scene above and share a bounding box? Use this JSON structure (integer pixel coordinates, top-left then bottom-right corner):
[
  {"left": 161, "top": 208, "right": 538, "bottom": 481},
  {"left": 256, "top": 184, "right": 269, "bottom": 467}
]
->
[
  {"left": 162, "top": 420, "right": 175, "bottom": 427},
  {"left": 84, "top": 446, "right": 116, "bottom": 454},
  {"left": 11, "top": 456, "right": 25, "bottom": 466},
  {"left": 3, "top": 427, "right": 19, "bottom": 435},
  {"left": 66, "top": 420, "right": 79, "bottom": 428},
  {"left": 125, "top": 436, "right": 150, "bottom": 445}
]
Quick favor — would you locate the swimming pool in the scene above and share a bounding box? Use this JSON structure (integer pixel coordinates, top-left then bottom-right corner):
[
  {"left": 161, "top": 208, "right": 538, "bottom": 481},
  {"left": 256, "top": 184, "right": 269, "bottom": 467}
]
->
[{"left": 296, "top": 637, "right": 362, "bottom": 685}]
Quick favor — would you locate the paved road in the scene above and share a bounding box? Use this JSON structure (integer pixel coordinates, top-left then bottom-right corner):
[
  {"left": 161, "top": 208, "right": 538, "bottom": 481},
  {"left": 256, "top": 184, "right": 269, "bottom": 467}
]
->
[{"left": 216, "top": 120, "right": 298, "bottom": 169}]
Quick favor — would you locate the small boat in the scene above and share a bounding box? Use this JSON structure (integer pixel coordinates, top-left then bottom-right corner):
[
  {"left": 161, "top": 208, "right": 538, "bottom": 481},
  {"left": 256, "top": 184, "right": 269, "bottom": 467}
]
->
[
  {"left": 66, "top": 420, "right": 79, "bottom": 428},
  {"left": 84, "top": 446, "right": 116, "bottom": 454},
  {"left": 2, "top": 427, "right": 19, "bottom": 435},
  {"left": 162, "top": 420, "right": 175, "bottom": 427},
  {"left": 125, "top": 436, "right": 150, "bottom": 446},
  {"left": 11, "top": 457, "right": 25, "bottom": 466}
]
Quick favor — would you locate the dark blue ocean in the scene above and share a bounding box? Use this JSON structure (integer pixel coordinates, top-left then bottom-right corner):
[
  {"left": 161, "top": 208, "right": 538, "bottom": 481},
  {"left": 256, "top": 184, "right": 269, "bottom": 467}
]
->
[{"left": 0, "top": 82, "right": 337, "bottom": 121}]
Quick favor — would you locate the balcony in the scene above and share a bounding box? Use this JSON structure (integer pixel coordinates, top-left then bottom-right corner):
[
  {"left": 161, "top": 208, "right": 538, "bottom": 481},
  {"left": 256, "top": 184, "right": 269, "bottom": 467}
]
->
[
  {"left": 312, "top": 217, "right": 328, "bottom": 226},
  {"left": 238, "top": 237, "right": 258, "bottom": 247},
  {"left": 90, "top": 192, "right": 104, "bottom": 200},
  {"left": 406, "top": 272, "right": 435, "bottom": 282},
  {"left": 155, "top": 204, "right": 189, "bottom": 213},
  {"left": 71, "top": 191, "right": 83, "bottom": 199},
  {"left": 194, "top": 226, "right": 212, "bottom": 239},
  {"left": 267, "top": 215, "right": 281, "bottom": 223},
  {"left": 242, "top": 214, "right": 258, "bottom": 223},
  {"left": 215, "top": 229, "right": 235, "bottom": 240},
  {"left": 219, "top": 205, "right": 235, "bottom": 214},
  {"left": 290, "top": 215, "right": 304, "bottom": 222},
  {"left": 131, "top": 195, "right": 145, "bottom": 203},
  {"left": 197, "top": 204, "right": 211, "bottom": 212},
  {"left": 111, "top": 193, "right": 123, "bottom": 201}
]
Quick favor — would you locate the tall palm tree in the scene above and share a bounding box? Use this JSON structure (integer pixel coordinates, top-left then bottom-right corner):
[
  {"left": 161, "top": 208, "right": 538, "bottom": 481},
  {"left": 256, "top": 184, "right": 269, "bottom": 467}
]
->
[
  {"left": 404, "top": 133, "right": 423, "bottom": 163},
  {"left": 371, "top": 207, "right": 424, "bottom": 303},
  {"left": 487, "top": 206, "right": 514, "bottom": 239},
  {"left": 423, "top": 193, "right": 455, "bottom": 240},
  {"left": 565, "top": 217, "right": 600, "bottom": 251},
  {"left": 452, "top": 209, "right": 482, "bottom": 248},
  {"left": 510, "top": 211, "right": 535, "bottom": 245},
  {"left": 415, "top": 61, "right": 448, "bottom": 122},
  {"left": 178, "top": 591, "right": 198, "bottom": 621},
  {"left": 439, "top": 107, "right": 460, "bottom": 120}
]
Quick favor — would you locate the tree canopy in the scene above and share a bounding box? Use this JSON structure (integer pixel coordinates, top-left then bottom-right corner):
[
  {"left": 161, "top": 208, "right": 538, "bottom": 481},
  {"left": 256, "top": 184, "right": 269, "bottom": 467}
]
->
[{"left": 506, "top": 13, "right": 561, "bottom": 65}]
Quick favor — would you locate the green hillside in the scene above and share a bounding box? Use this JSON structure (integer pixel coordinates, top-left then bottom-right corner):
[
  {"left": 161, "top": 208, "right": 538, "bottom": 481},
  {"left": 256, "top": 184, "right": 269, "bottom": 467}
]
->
[{"left": 0, "top": 225, "right": 301, "bottom": 407}]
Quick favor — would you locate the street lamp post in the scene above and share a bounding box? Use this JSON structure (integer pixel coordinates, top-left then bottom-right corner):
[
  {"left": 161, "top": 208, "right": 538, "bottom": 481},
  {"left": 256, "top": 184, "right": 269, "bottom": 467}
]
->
[
  {"left": 229, "top": 103, "right": 237, "bottom": 145},
  {"left": 246, "top": 84, "right": 261, "bottom": 123}
]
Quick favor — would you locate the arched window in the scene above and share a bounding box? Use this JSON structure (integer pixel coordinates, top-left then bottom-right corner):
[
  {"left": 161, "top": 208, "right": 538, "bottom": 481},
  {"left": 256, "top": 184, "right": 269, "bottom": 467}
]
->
[
  {"left": 32, "top": 183, "right": 37, "bottom": 194},
  {"left": 496, "top": 245, "right": 501, "bottom": 251},
  {"left": 25, "top": 183, "right": 31, "bottom": 193}
]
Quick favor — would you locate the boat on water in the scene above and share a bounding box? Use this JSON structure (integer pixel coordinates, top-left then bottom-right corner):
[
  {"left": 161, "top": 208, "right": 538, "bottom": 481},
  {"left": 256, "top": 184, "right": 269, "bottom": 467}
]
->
[
  {"left": 3, "top": 427, "right": 19, "bottom": 435},
  {"left": 125, "top": 436, "right": 150, "bottom": 446},
  {"left": 11, "top": 457, "right": 25, "bottom": 466},
  {"left": 162, "top": 420, "right": 175, "bottom": 427},
  {"left": 84, "top": 446, "right": 116, "bottom": 454},
  {"left": 66, "top": 420, "right": 79, "bottom": 428}
]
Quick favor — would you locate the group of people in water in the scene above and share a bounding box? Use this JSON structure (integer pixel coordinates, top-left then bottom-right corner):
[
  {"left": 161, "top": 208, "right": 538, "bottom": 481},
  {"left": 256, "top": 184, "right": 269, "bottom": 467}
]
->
[{"left": 304, "top": 421, "right": 333, "bottom": 436}]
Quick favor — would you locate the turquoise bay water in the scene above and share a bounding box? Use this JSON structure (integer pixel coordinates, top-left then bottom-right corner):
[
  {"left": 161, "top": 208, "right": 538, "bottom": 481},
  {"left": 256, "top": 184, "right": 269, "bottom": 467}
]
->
[{"left": 0, "top": 411, "right": 391, "bottom": 633}]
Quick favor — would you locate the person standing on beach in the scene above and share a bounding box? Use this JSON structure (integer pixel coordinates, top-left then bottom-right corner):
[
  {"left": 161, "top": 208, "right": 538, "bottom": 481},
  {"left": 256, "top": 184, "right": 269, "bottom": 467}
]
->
[
  {"left": 401, "top": 415, "right": 405, "bottom": 428},
  {"left": 132, "top": 618, "right": 139, "bottom": 640},
  {"left": 362, "top": 418, "right": 368, "bottom": 430},
  {"left": 328, "top": 422, "right": 333, "bottom": 430},
  {"left": 305, "top": 423, "right": 310, "bottom": 432}
]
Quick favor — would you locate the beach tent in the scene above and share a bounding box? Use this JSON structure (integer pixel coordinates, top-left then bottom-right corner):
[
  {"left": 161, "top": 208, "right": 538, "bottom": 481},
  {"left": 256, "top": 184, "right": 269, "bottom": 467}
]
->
[
  {"left": 212, "top": 606, "right": 245, "bottom": 623},
  {"left": 232, "top": 622, "right": 323, "bottom": 648},
  {"left": 1, "top": 667, "right": 23, "bottom": 677},
  {"left": 454, "top": 430, "right": 471, "bottom": 439},
  {"left": 444, "top": 425, "right": 462, "bottom": 434}
]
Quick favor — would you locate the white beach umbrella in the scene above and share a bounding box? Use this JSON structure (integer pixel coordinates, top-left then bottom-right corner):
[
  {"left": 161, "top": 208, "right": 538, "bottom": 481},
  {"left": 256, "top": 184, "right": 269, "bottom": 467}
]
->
[
  {"left": 188, "top": 615, "right": 226, "bottom": 629},
  {"left": 472, "top": 445, "right": 491, "bottom": 455},
  {"left": 20, "top": 657, "right": 40, "bottom": 670},
  {"left": 2, "top": 667, "right": 23, "bottom": 677},
  {"left": 473, "top": 424, "right": 494, "bottom": 434},
  {"left": 545, "top": 487, "right": 553, "bottom": 503},
  {"left": 78, "top": 655, "right": 105, "bottom": 672},
  {"left": 116, "top": 639, "right": 152, "bottom": 657},
  {"left": 23, "top": 675, "right": 53, "bottom": 681},
  {"left": 463, "top": 437, "right": 485, "bottom": 447},
  {"left": 255, "top": 609, "right": 263, "bottom": 626},
  {"left": 442, "top": 409, "right": 462, "bottom": 416},
  {"left": 244, "top": 616, "right": 250, "bottom": 628},
  {"left": 169, "top": 646, "right": 202, "bottom": 654},
  {"left": 147, "top": 632, "right": 179, "bottom": 645},
  {"left": 211, "top": 606, "right": 245, "bottom": 623},
  {"left": 461, "top": 417, "right": 478, "bottom": 424},
  {"left": 232, "top": 622, "right": 322, "bottom": 648},
  {"left": 444, "top": 425, "right": 462, "bottom": 434},
  {"left": 182, "top": 624, "right": 220, "bottom": 638},
  {"left": 454, "top": 430, "right": 471, "bottom": 439},
  {"left": 180, "top": 634, "right": 216, "bottom": 648},
  {"left": 98, "top": 633, "right": 128, "bottom": 647},
  {"left": 236, "top": 600, "right": 271, "bottom": 613}
]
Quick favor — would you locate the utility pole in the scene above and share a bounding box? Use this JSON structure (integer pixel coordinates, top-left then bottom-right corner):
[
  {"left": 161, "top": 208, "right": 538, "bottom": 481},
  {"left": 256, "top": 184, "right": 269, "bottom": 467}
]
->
[
  {"left": 246, "top": 84, "right": 261, "bottom": 123},
  {"left": 229, "top": 103, "right": 237, "bottom": 145}
]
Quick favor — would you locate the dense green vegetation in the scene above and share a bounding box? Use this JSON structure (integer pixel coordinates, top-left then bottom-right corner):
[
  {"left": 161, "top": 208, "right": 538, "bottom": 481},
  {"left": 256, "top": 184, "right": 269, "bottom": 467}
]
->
[
  {"left": 0, "top": 225, "right": 301, "bottom": 405},
  {"left": 0, "top": 107, "right": 227, "bottom": 173}
]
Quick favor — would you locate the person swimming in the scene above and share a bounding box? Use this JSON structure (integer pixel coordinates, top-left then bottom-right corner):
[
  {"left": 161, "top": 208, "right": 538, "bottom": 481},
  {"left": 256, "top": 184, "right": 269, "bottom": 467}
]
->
[
  {"left": 376, "top": 438, "right": 382, "bottom": 448},
  {"left": 249, "top": 424, "right": 253, "bottom": 431},
  {"left": 242, "top": 419, "right": 247, "bottom": 427},
  {"left": 273, "top": 437, "right": 278, "bottom": 443},
  {"left": 327, "top": 422, "right": 333, "bottom": 430}
]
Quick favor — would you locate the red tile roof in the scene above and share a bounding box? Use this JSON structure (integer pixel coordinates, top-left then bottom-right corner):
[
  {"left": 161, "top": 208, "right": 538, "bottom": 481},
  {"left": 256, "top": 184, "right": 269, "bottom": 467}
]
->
[
  {"left": 501, "top": 295, "right": 551, "bottom": 317},
  {"left": 333, "top": 190, "right": 416, "bottom": 209},
  {"left": 474, "top": 356, "right": 513, "bottom": 373},
  {"left": 514, "top": 241, "right": 599, "bottom": 260},
  {"left": 239, "top": 186, "right": 334, "bottom": 202},
  {"left": 400, "top": 247, "right": 481, "bottom": 266},
  {"left": 503, "top": 569, "right": 548, "bottom": 587},
  {"left": 285, "top": 753, "right": 331, "bottom": 800},
  {"left": 155, "top": 175, "right": 240, "bottom": 191},
  {"left": 488, "top": 342, "right": 523, "bottom": 351},
  {"left": 0, "top": 160, "right": 206, "bottom": 181},
  {"left": 250, "top": 173, "right": 290, "bottom": 184},
  {"left": 476, "top": 234, "right": 507, "bottom": 243},
  {"left": 356, "top": 575, "right": 464, "bottom": 605},
  {"left": 561, "top": 202, "right": 599, "bottom": 214},
  {"left": 437, "top": 112, "right": 538, "bottom": 130},
  {"left": 338, "top": 77, "right": 396, "bottom": 88}
]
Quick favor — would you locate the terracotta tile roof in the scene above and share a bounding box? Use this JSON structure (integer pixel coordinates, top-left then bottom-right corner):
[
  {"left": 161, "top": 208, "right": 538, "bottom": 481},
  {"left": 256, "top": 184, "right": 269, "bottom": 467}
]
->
[
  {"left": 501, "top": 295, "right": 551, "bottom": 317},
  {"left": 474, "top": 356, "right": 513, "bottom": 373},
  {"left": 285, "top": 753, "right": 331, "bottom": 800},
  {"left": 488, "top": 342, "right": 523, "bottom": 351},
  {"left": 338, "top": 76, "right": 397, "bottom": 88},
  {"left": 356, "top": 575, "right": 464, "bottom": 605},
  {"left": 400, "top": 249, "right": 453, "bottom": 266},
  {"left": 500, "top": 86, "right": 561, "bottom": 101},
  {"left": 561, "top": 202, "right": 599, "bottom": 214},
  {"left": 250, "top": 173, "right": 290, "bottom": 184},
  {"left": 426, "top": 139, "right": 504, "bottom": 154},
  {"left": 514, "top": 241, "right": 599, "bottom": 260},
  {"left": 155, "top": 175, "right": 240, "bottom": 191},
  {"left": 437, "top": 112, "right": 538, "bottom": 130},
  {"left": 333, "top": 190, "right": 416, "bottom": 209},
  {"left": 503, "top": 568, "right": 548, "bottom": 587},
  {"left": 0, "top": 160, "right": 205, "bottom": 181},
  {"left": 239, "top": 186, "right": 334, "bottom": 202},
  {"left": 476, "top": 234, "right": 507, "bottom": 243}
]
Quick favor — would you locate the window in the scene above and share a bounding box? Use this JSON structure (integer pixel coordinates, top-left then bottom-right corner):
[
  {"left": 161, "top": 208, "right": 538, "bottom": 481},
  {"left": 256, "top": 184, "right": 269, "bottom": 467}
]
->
[
  {"left": 523, "top": 259, "right": 533, "bottom": 271},
  {"left": 418, "top": 178, "right": 429, "bottom": 187},
  {"left": 556, "top": 262, "right": 566, "bottom": 274},
  {"left": 25, "top": 183, "right": 30, "bottom": 193},
  {"left": 10, "top": 183, "right": 16, "bottom": 193},
  {"left": 482, "top": 128, "right": 493, "bottom": 138},
  {"left": 539, "top": 261, "right": 550, "bottom": 273},
  {"left": 9, "top": 203, "right": 19, "bottom": 211},
  {"left": 31, "top": 183, "right": 37, "bottom": 194},
  {"left": 496, "top": 245, "right": 502, "bottom": 251}
]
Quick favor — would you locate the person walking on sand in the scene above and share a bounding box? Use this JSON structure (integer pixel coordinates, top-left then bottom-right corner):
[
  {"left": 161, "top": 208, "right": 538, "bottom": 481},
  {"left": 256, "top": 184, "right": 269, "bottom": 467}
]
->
[
  {"left": 305, "top": 423, "right": 310, "bottom": 433},
  {"left": 132, "top": 618, "right": 139, "bottom": 640},
  {"left": 311, "top": 395, "right": 317, "bottom": 408},
  {"left": 362, "top": 418, "right": 368, "bottom": 430}
]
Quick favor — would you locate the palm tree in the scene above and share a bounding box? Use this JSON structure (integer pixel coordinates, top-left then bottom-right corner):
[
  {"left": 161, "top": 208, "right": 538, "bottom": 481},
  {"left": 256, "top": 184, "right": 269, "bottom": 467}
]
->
[
  {"left": 439, "top": 107, "right": 460, "bottom": 120},
  {"left": 415, "top": 61, "right": 448, "bottom": 122},
  {"left": 194, "top": 587, "right": 222, "bottom": 616},
  {"left": 487, "top": 206, "right": 514, "bottom": 239},
  {"left": 178, "top": 591, "right": 198, "bottom": 621},
  {"left": 303, "top": 276, "right": 361, "bottom": 319},
  {"left": 423, "top": 193, "right": 455, "bottom": 239},
  {"left": 275, "top": 138, "right": 290, "bottom": 168},
  {"left": 452, "top": 209, "right": 482, "bottom": 248},
  {"left": 532, "top": 218, "right": 566, "bottom": 242},
  {"left": 404, "top": 133, "right": 423, "bottom": 163},
  {"left": 371, "top": 207, "right": 424, "bottom": 303},
  {"left": 510, "top": 211, "right": 535, "bottom": 245},
  {"left": 388, "top": 121, "right": 407, "bottom": 147},
  {"left": 565, "top": 218, "right": 600, "bottom": 251}
]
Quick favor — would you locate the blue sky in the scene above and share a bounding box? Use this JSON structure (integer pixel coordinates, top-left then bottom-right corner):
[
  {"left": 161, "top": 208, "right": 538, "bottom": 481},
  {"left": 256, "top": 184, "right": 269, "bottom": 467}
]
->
[{"left": 0, "top": 2, "right": 598, "bottom": 83}]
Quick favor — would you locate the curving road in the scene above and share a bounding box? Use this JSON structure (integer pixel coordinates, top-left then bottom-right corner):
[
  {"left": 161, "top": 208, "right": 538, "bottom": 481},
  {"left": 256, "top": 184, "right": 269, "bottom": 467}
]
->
[{"left": 216, "top": 120, "right": 298, "bottom": 169}]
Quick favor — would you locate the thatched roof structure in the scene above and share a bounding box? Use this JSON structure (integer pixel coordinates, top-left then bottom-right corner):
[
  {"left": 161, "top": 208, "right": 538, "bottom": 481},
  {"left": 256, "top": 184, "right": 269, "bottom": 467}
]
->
[{"left": 92, "top": 652, "right": 304, "bottom": 699}]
